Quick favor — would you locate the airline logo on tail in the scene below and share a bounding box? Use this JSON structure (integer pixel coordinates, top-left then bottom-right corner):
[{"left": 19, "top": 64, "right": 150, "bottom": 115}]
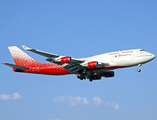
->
[{"left": 8, "top": 46, "right": 38, "bottom": 67}]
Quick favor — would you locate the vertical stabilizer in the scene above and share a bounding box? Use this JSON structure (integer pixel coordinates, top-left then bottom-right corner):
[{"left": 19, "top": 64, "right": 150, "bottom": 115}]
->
[{"left": 8, "top": 46, "right": 39, "bottom": 67}]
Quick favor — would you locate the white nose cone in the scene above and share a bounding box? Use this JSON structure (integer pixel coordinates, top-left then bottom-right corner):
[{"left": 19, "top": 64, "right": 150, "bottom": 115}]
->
[
  {"left": 151, "top": 54, "right": 156, "bottom": 60},
  {"left": 142, "top": 52, "right": 156, "bottom": 64}
]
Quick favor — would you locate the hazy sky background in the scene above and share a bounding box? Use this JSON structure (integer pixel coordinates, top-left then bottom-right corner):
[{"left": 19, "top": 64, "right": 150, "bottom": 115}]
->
[{"left": 0, "top": 0, "right": 157, "bottom": 120}]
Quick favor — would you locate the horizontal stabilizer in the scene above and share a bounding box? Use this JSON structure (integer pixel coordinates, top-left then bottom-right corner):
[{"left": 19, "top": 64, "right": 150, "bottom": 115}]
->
[{"left": 2, "top": 63, "right": 30, "bottom": 70}]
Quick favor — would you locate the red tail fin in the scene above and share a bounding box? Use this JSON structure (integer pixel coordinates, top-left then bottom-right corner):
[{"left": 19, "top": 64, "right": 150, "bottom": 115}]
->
[{"left": 8, "top": 46, "right": 39, "bottom": 67}]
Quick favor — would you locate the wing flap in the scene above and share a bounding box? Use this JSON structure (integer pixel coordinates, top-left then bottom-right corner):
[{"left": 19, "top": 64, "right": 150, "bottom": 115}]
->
[
  {"left": 63, "top": 64, "right": 83, "bottom": 73},
  {"left": 2, "top": 63, "right": 30, "bottom": 70}
]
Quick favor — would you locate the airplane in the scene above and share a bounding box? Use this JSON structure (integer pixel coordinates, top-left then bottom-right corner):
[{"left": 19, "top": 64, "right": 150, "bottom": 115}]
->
[{"left": 2, "top": 45, "right": 156, "bottom": 82}]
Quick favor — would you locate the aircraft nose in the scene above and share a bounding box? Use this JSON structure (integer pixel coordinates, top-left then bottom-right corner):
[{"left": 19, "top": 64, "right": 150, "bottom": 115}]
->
[
  {"left": 152, "top": 53, "right": 156, "bottom": 59},
  {"left": 144, "top": 52, "right": 155, "bottom": 62},
  {"left": 148, "top": 53, "right": 156, "bottom": 60}
]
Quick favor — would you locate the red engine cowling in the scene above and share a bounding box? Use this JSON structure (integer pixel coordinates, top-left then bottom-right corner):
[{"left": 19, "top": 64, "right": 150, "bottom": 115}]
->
[
  {"left": 60, "top": 56, "right": 71, "bottom": 63},
  {"left": 87, "top": 61, "right": 98, "bottom": 68},
  {"left": 104, "top": 71, "right": 114, "bottom": 78}
]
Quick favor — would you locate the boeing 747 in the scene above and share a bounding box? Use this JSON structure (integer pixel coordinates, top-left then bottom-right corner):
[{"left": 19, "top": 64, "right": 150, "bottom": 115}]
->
[{"left": 2, "top": 46, "right": 155, "bottom": 82}]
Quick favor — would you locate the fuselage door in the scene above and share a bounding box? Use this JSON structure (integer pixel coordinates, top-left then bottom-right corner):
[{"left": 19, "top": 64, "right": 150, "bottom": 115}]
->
[{"left": 111, "top": 56, "right": 114, "bottom": 62}]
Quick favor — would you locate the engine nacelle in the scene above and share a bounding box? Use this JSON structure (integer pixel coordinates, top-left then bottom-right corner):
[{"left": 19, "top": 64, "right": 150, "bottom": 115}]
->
[
  {"left": 83, "top": 61, "right": 98, "bottom": 68},
  {"left": 54, "top": 56, "right": 71, "bottom": 63},
  {"left": 88, "top": 74, "right": 101, "bottom": 80},
  {"left": 104, "top": 71, "right": 114, "bottom": 78},
  {"left": 92, "top": 74, "right": 101, "bottom": 80},
  {"left": 61, "top": 56, "right": 71, "bottom": 63}
]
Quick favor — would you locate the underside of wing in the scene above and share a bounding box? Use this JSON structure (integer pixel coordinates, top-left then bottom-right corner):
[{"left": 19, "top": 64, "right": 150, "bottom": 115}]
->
[{"left": 63, "top": 63, "right": 83, "bottom": 73}]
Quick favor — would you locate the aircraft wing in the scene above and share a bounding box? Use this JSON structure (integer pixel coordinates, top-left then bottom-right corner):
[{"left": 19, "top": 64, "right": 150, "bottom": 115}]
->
[
  {"left": 22, "top": 45, "right": 85, "bottom": 72},
  {"left": 22, "top": 45, "right": 59, "bottom": 58},
  {"left": 2, "top": 63, "right": 30, "bottom": 70},
  {"left": 22, "top": 45, "right": 84, "bottom": 63}
]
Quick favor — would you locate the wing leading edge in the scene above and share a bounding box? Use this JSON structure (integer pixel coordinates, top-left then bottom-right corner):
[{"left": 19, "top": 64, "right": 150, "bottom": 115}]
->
[{"left": 22, "top": 45, "right": 59, "bottom": 58}]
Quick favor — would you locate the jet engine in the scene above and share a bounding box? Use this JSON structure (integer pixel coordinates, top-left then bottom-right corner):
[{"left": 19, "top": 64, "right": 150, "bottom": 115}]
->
[
  {"left": 83, "top": 61, "right": 98, "bottom": 68},
  {"left": 104, "top": 71, "right": 114, "bottom": 78},
  {"left": 54, "top": 56, "right": 71, "bottom": 63},
  {"left": 92, "top": 74, "right": 101, "bottom": 80}
]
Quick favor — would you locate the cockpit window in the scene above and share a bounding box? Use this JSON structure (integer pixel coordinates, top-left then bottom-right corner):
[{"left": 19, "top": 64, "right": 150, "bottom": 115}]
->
[{"left": 140, "top": 49, "right": 145, "bottom": 51}]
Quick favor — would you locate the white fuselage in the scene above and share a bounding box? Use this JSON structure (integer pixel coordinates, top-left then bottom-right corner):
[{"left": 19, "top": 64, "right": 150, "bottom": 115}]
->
[{"left": 80, "top": 49, "right": 155, "bottom": 68}]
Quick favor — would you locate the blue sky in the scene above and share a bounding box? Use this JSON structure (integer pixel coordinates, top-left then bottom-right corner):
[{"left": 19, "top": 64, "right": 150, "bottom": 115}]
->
[{"left": 0, "top": 0, "right": 157, "bottom": 120}]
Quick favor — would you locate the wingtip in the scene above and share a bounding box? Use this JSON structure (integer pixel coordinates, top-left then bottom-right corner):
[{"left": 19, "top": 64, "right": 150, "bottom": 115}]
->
[
  {"left": 22, "top": 45, "right": 31, "bottom": 50},
  {"left": 2, "top": 63, "right": 9, "bottom": 66}
]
